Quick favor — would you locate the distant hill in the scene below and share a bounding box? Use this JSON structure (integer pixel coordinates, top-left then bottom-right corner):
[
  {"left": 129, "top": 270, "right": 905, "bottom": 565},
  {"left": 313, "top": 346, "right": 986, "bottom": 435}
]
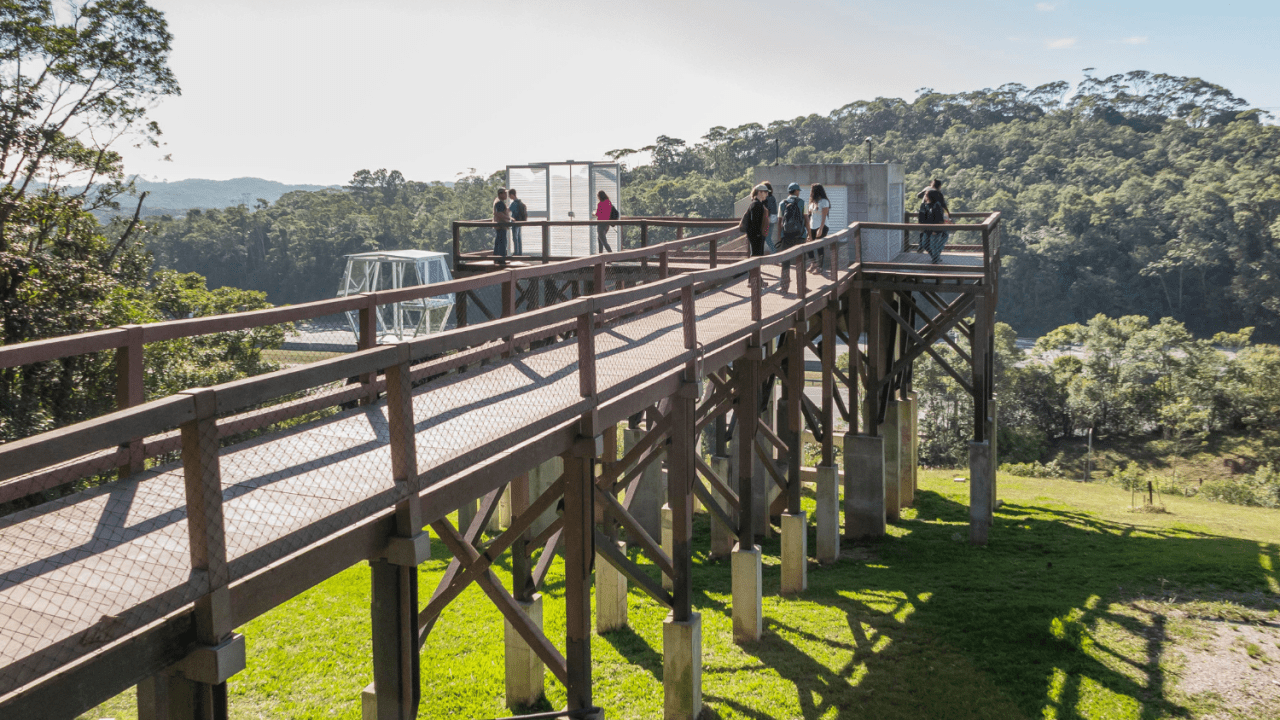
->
[{"left": 125, "top": 177, "right": 340, "bottom": 215}]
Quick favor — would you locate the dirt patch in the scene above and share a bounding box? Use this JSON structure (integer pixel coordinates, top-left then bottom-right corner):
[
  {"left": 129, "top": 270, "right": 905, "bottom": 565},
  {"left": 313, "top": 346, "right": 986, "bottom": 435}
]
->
[
  {"left": 1172, "top": 616, "right": 1280, "bottom": 718},
  {"left": 1129, "top": 592, "right": 1280, "bottom": 718}
]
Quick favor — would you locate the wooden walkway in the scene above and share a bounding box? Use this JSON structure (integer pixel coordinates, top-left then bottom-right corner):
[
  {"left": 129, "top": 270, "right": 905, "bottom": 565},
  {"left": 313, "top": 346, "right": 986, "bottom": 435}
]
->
[{"left": 0, "top": 267, "right": 817, "bottom": 698}]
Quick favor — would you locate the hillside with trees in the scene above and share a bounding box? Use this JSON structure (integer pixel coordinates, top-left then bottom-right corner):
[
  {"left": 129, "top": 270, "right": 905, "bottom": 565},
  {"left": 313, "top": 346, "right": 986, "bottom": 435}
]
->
[{"left": 141, "top": 71, "right": 1280, "bottom": 340}]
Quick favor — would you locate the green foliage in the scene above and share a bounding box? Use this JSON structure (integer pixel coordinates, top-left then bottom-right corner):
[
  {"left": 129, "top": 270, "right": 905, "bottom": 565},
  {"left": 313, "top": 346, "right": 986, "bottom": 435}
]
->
[
  {"left": 141, "top": 170, "right": 502, "bottom": 305},
  {"left": 998, "top": 459, "right": 1067, "bottom": 479},
  {"left": 1200, "top": 464, "right": 1280, "bottom": 508}
]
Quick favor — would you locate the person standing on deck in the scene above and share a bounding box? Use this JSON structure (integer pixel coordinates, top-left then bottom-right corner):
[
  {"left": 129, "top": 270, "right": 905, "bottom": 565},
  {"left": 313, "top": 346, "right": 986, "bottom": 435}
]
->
[
  {"left": 743, "top": 184, "right": 770, "bottom": 257},
  {"left": 805, "top": 183, "right": 831, "bottom": 270},
  {"left": 762, "top": 181, "right": 778, "bottom": 253},
  {"left": 593, "top": 190, "right": 615, "bottom": 253},
  {"left": 777, "top": 182, "right": 807, "bottom": 291},
  {"left": 507, "top": 188, "right": 527, "bottom": 256},
  {"left": 916, "top": 178, "right": 952, "bottom": 263},
  {"left": 493, "top": 187, "right": 511, "bottom": 263}
]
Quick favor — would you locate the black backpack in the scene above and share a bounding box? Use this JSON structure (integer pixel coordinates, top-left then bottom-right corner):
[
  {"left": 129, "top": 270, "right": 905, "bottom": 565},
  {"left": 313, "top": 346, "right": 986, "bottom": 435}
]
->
[
  {"left": 781, "top": 197, "right": 804, "bottom": 237},
  {"left": 918, "top": 200, "right": 943, "bottom": 225},
  {"left": 609, "top": 203, "right": 619, "bottom": 220}
]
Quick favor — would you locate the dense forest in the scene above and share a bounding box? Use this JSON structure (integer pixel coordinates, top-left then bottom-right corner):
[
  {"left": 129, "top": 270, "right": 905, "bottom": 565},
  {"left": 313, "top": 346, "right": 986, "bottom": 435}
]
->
[{"left": 142, "top": 70, "right": 1280, "bottom": 337}]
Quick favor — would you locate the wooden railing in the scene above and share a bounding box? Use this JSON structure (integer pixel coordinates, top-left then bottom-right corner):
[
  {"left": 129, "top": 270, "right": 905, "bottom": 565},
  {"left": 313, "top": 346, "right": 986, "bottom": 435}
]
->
[
  {"left": 0, "top": 223, "right": 739, "bottom": 505},
  {"left": 451, "top": 217, "right": 739, "bottom": 271},
  {"left": 0, "top": 213, "right": 1001, "bottom": 509}
]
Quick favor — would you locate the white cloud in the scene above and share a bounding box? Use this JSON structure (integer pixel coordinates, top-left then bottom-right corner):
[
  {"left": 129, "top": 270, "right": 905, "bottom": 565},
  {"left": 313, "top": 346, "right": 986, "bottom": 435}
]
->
[
  {"left": 1047, "top": 37, "right": 1077, "bottom": 49},
  {"left": 1036, "top": 2, "right": 1055, "bottom": 10},
  {"left": 1122, "top": 36, "right": 1149, "bottom": 44}
]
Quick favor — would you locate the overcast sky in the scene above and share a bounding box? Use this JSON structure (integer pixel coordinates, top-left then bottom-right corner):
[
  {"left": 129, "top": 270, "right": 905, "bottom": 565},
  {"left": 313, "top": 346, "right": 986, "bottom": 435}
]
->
[{"left": 120, "top": 0, "right": 1280, "bottom": 186}]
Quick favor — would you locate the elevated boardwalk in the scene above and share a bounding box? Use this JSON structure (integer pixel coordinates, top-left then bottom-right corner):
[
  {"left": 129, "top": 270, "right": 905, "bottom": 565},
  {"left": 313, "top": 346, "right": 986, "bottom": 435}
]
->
[{"left": 0, "top": 213, "right": 1001, "bottom": 719}]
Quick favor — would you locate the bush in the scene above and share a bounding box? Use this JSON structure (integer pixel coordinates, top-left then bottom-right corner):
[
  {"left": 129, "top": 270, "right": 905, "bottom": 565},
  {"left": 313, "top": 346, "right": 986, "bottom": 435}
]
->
[
  {"left": 1200, "top": 464, "right": 1280, "bottom": 508},
  {"left": 998, "top": 425, "right": 1049, "bottom": 465},
  {"left": 999, "top": 459, "right": 1067, "bottom": 478}
]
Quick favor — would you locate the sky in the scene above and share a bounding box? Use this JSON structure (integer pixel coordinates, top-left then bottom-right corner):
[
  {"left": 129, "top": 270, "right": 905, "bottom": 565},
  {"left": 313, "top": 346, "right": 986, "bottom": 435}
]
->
[{"left": 120, "top": 0, "right": 1280, "bottom": 187}]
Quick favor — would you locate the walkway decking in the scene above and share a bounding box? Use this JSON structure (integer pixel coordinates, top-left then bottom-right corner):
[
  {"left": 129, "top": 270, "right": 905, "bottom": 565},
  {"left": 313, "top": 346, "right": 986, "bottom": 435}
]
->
[{"left": 0, "top": 267, "right": 820, "bottom": 696}]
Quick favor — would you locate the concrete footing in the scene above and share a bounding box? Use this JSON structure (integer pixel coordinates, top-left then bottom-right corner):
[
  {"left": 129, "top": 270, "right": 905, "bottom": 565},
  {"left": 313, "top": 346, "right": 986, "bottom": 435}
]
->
[
  {"left": 596, "top": 541, "right": 628, "bottom": 633},
  {"left": 899, "top": 396, "right": 916, "bottom": 508},
  {"left": 843, "top": 434, "right": 885, "bottom": 539},
  {"left": 456, "top": 498, "right": 478, "bottom": 535},
  {"left": 731, "top": 545, "right": 763, "bottom": 643},
  {"left": 882, "top": 401, "right": 902, "bottom": 522},
  {"left": 709, "top": 456, "right": 735, "bottom": 559},
  {"left": 814, "top": 465, "right": 840, "bottom": 563},
  {"left": 504, "top": 594, "right": 545, "bottom": 707},
  {"left": 528, "top": 458, "right": 562, "bottom": 539},
  {"left": 663, "top": 612, "right": 702, "bottom": 720},
  {"left": 624, "top": 428, "right": 666, "bottom": 541},
  {"left": 969, "top": 441, "right": 992, "bottom": 546},
  {"left": 780, "top": 512, "right": 808, "bottom": 594}
]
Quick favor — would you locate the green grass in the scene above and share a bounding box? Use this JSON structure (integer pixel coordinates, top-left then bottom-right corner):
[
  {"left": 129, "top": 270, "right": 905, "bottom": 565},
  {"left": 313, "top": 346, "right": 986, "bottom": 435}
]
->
[{"left": 80, "top": 472, "right": 1280, "bottom": 719}]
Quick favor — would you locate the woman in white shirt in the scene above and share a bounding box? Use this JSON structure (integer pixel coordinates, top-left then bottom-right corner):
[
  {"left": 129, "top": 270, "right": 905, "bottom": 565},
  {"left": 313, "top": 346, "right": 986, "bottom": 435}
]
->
[{"left": 805, "top": 183, "right": 831, "bottom": 270}]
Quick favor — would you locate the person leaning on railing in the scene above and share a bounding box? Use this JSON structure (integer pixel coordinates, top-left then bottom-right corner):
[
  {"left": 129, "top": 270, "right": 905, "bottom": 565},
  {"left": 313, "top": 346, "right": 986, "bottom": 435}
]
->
[
  {"left": 507, "top": 188, "right": 527, "bottom": 256},
  {"left": 492, "top": 187, "right": 511, "bottom": 263}
]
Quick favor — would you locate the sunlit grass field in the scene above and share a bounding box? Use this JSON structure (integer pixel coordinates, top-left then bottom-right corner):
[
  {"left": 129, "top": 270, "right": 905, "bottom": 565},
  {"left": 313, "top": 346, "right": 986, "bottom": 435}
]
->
[{"left": 81, "top": 470, "right": 1280, "bottom": 719}]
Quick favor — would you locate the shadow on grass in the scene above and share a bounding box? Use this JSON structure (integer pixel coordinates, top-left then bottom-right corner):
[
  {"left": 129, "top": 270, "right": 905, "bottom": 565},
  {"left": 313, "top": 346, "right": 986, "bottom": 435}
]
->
[{"left": 686, "top": 489, "right": 1276, "bottom": 720}]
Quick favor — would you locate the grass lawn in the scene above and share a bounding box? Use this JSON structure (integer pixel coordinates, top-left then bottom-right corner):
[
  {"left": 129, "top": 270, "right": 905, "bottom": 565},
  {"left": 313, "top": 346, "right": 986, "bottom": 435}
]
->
[{"left": 81, "top": 471, "right": 1280, "bottom": 719}]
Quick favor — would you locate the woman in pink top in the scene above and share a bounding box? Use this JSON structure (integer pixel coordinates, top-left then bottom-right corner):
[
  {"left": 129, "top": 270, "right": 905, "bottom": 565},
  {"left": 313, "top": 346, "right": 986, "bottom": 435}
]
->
[{"left": 593, "top": 191, "right": 614, "bottom": 252}]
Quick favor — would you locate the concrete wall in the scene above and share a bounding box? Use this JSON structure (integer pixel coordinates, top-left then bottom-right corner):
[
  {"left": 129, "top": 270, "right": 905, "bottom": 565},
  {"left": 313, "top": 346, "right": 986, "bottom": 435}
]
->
[{"left": 736, "top": 163, "right": 906, "bottom": 262}]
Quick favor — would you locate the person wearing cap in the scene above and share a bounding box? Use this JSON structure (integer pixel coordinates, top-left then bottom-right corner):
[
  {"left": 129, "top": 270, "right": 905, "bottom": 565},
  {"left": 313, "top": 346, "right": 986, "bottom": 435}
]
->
[
  {"left": 777, "top": 182, "right": 807, "bottom": 290},
  {"left": 743, "top": 184, "right": 770, "bottom": 256},
  {"left": 762, "top": 181, "right": 778, "bottom": 253}
]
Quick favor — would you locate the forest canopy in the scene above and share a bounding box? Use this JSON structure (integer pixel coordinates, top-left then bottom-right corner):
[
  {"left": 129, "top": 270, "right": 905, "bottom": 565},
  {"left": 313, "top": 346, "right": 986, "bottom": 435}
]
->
[{"left": 140, "top": 70, "right": 1279, "bottom": 338}]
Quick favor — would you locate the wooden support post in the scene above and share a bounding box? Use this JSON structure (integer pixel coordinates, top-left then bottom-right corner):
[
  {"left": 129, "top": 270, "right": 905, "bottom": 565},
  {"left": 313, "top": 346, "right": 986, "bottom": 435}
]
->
[
  {"left": 358, "top": 294, "right": 378, "bottom": 405},
  {"left": 158, "top": 388, "right": 242, "bottom": 720},
  {"left": 541, "top": 223, "right": 551, "bottom": 263},
  {"left": 668, "top": 383, "right": 696, "bottom": 622},
  {"left": 866, "top": 289, "right": 883, "bottom": 433},
  {"left": 732, "top": 352, "right": 763, "bottom": 643},
  {"left": 847, "top": 286, "right": 863, "bottom": 436},
  {"left": 783, "top": 329, "right": 802, "bottom": 515},
  {"left": 821, "top": 304, "right": 836, "bottom": 467},
  {"left": 116, "top": 324, "right": 145, "bottom": 477},
  {"left": 366, "top": 346, "right": 424, "bottom": 720},
  {"left": 710, "top": 237, "right": 718, "bottom": 268},
  {"left": 660, "top": 249, "right": 669, "bottom": 279},
  {"left": 452, "top": 221, "right": 461, "bottom": 273},
  {"left": 562, "top": 441, "right": 597, "bottom": 713},
  {"left": 666, "top": 383, "right": 703, "bottom": 720}
]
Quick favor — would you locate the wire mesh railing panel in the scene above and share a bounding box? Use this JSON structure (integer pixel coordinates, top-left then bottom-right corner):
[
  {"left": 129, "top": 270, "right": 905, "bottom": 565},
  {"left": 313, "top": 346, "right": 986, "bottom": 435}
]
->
[
  {"left": 0, "top": 431, "right": 202, "bottom": 696},
  {"left": 408, "top": 338, "right": 582, "bottom": 485},
  {"left": 594, "top": 298, "right": 687, "bottom": 400},
  {"left": 218, "top": 406, "right": 399, "bottom": 579},
  {"left": 278, "top": 310, "right": 359, "bottom": 361}
]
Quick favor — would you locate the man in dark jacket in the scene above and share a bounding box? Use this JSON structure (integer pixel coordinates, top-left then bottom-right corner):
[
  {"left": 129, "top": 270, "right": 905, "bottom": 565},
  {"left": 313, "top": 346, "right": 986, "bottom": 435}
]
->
[{"left": 744, "top": 184, "right": 769, "bottom": 257}]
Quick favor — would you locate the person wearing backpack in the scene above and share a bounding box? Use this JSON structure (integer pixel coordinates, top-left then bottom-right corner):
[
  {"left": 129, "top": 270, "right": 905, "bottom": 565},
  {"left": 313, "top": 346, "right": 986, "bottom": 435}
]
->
[
  {"left": 737, "top": 184, "right": 770, "bottom": 257},
  {"left": 507, "top": 188, "right": 527, "bottom": 256},
  {"left": 777, "top": 182, "right": 806, "bottom": 290},
  {"left": 593, "top": 190, "right": 615, "bottom": 252},
  {"left": 916, "top": 178, "right": 951, "bottom": 263}
]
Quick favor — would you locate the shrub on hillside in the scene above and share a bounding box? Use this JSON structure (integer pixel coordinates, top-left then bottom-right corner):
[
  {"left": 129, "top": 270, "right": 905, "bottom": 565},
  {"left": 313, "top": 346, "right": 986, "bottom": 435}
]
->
[
  {"left": 1200, "top": 464, "right": 1280, "bottom": 508},
  {"left": 999, "top": 459, "right": 1067, "bottom": 479}
]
